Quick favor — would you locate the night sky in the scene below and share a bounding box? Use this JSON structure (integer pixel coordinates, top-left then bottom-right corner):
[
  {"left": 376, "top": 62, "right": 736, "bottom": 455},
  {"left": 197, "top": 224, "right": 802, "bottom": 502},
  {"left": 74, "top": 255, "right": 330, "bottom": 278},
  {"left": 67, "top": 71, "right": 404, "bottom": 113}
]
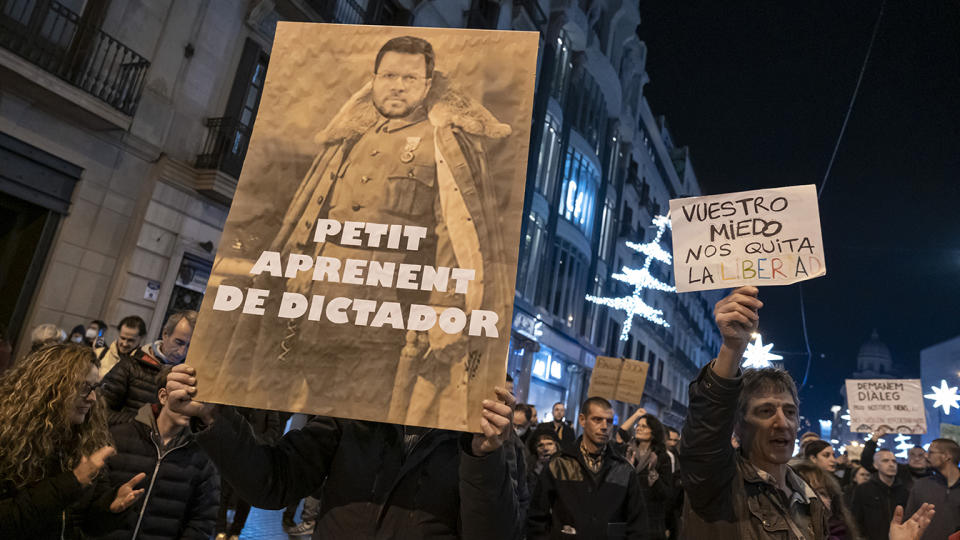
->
[{"left": 637, "top": 1, "right": 960, "bottom": 425}]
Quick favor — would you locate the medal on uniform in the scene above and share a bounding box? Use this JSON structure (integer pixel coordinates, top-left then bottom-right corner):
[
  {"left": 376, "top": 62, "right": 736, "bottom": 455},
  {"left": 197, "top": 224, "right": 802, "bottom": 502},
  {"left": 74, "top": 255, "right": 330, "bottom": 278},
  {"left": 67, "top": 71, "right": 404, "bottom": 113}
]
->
[{"left": 401, "top": 136, "right": 421, "bottom": 163}]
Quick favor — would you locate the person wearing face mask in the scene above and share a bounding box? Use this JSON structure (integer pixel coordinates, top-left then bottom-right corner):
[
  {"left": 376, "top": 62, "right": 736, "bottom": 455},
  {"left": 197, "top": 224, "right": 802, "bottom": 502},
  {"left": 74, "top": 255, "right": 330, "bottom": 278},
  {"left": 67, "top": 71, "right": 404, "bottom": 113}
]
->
[
  {"left": 101, "top": 311, "right": 196, "bottom": 425},
  {"left": 85, "top": 320, "right": 108, "bottom": 348},
  {"left": 94, "top": 316, "right": 147, "bottom": 380},
  {"left": 0, "top": 343, "right": 146, "bottom": 539},
  {"left": 70, "top": 325, "right": 88, "bottom": 345}
]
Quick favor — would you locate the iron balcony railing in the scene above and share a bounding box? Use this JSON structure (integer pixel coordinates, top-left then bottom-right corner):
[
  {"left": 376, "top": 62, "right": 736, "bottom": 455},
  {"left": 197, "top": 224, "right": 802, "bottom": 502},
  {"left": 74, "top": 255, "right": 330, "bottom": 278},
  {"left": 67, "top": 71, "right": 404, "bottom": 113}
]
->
[
  {"left": 516, "top": 0, "right": 548, "bottom": 28},
  {"left": 306, "top": 0, "right": 409, "bottom": 25},
  {"left": 195, "top": 116, "right": 245, "bottom": 179},
  {"left": 0, "top": 0, "right": 150, "bottom": 115}
]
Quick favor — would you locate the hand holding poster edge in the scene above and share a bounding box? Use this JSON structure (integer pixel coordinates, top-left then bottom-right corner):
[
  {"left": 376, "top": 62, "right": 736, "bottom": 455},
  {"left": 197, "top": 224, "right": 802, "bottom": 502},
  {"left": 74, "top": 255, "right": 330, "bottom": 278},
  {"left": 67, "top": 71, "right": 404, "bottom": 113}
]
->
[{"left": 668, "top": 184, "right": 826, "bottom": 293}]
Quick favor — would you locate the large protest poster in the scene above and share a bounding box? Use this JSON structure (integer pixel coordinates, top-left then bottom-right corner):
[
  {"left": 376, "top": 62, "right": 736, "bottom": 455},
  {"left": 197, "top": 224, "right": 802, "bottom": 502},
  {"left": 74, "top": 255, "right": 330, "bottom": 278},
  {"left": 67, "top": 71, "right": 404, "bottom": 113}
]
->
[
  {"left": 669, "top": 185, "right": 826, "bottom": 293},
  {"left": 846, "top": 379, "right": 927, "bottom": 434},
  {"left": 187, "top": 23, "right": 539, "bottom": 432},
  {"left": 587, "top": 357, "right": 650, "bottom": 406}
]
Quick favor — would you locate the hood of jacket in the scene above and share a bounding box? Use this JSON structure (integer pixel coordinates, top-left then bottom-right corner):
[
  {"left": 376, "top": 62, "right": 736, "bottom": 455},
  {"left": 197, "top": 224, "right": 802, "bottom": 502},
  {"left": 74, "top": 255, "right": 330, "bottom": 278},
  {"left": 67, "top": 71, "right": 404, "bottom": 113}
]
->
[
  {"left": 134, "top": 403, "right": 192, "bottom": 449},
  {"left": 314, "top": 71, "right": 511, "bottom": 145}
]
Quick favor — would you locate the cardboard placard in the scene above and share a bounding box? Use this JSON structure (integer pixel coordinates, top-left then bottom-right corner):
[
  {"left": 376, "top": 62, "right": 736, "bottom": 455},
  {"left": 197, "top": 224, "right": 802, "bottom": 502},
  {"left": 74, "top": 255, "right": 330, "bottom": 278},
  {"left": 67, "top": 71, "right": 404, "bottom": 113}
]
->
[
  {"left": 587, "top": 356, "right": 650, "bottom": 406},
  {"left": 669, "top": 185, "right": 826, "bottom": 292},
  {"left": 187, "top": 23, "right": 539, "bottom": 433},
  {"left": 845, "top": 379, "right": 927, "bottom": 434}
]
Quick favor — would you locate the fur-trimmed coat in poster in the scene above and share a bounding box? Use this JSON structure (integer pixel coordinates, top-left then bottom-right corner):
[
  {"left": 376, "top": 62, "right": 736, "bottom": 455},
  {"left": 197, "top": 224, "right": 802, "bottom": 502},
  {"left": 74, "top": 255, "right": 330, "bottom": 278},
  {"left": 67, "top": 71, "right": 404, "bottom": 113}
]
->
[{"left": 221, "top": 74, "right": 512, "bottom": 431}]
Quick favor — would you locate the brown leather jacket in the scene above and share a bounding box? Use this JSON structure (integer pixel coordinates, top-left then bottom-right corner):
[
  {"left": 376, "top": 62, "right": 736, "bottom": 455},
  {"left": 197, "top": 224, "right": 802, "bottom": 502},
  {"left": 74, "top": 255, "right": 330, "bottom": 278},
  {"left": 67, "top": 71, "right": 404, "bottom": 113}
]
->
[{"left": 679, "top": 363, "right": 828, "bottom": 539}]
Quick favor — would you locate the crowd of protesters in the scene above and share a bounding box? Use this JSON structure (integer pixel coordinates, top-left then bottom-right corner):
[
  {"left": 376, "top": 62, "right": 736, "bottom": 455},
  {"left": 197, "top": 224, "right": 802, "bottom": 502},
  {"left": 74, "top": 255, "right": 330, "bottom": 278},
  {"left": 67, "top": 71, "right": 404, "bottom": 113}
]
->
[{"left": 0, "top": 286, "right": 955, "bottom": 539}]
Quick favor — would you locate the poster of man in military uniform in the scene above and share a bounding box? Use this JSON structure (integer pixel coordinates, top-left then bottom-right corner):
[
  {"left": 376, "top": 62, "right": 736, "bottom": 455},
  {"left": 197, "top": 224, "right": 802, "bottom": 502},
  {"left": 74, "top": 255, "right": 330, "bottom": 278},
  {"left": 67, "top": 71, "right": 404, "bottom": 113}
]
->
[{"left": 187, "top": 23, "right": 539, "bottom": 432}]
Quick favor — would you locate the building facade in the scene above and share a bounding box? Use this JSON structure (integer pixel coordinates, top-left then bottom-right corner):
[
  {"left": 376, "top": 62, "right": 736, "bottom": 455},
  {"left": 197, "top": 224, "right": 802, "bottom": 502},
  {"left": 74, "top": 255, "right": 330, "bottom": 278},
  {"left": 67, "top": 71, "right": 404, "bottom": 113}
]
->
[
  {"left": 919, "top": 335, "right": 960, "bottom": 446},
  {"left": 1, "top": 0, "right": 720, "bottom": 430}
]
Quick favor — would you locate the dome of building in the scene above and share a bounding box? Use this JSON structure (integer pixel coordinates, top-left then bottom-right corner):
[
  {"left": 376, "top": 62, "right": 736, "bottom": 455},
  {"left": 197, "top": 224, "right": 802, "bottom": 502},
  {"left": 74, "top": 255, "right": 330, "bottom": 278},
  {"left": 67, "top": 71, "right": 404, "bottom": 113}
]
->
[{"left": 857, "top": 329, "right": 893, "bottom": 374}]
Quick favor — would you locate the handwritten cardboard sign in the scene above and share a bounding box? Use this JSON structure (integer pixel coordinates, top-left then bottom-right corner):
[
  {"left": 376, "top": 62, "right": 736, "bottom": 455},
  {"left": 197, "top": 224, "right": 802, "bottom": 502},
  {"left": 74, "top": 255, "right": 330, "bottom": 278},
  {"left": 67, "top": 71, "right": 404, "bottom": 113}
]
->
[
  {"left": 846, "top": 379, "right": 927, "bottom": 434},
  {"left": 187, "top": 24, "right": 539, "bottom": 433},
  {"left": 669, "top": 185, "right": 826, "bottom": 293},
  {"left": 587, "top": 356, "right": 650, "bottom": 406}
]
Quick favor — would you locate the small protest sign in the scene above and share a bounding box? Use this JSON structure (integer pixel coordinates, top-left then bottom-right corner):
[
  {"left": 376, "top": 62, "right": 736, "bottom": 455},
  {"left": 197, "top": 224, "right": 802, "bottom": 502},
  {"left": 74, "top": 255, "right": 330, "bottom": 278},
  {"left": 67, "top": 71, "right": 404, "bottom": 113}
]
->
[
  {"left": 587, "top": 356, "right": 650, "bottom": 406},
  {"left": 845, "top": 379, "right": 927, "bottom": 434},
  {"left": 186, "top": 24, "right": 539, "bottom": 433},
  {"left": 669, "top": 185, "right": 826, "bottom": 293}
]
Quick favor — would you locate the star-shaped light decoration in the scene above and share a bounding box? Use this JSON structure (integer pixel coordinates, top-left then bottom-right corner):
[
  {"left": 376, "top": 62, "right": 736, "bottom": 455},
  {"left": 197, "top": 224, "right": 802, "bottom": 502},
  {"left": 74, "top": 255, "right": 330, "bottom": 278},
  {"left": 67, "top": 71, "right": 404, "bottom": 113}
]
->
[
  {"left": 924, "top": 380, "right": 960, "bottom": 415},
  {"left": 586, "top": 214, "right": 675, "bottom": 339},
  {"left": 894, "top": 433, "right": 912, "bottom": 460},
  {"left": 742, "top": 334, "right": 783, "bottom": 369}
]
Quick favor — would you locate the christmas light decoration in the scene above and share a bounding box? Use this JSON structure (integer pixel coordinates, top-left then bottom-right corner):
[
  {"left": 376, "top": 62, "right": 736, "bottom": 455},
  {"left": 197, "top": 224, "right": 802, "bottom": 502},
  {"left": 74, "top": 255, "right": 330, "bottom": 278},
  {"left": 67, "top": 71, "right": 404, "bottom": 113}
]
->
[
  {"left": 894, "top": 433, "right": 912, "bottom": 460},
  {"left": 742, "top": 334, "right": 783, "bottom": 369},
  {"left": 924, "top": 379, "right": 960, "bottom": 415},
  {"left": 586, "top": 214, "right": 675, "bottom": 339}
]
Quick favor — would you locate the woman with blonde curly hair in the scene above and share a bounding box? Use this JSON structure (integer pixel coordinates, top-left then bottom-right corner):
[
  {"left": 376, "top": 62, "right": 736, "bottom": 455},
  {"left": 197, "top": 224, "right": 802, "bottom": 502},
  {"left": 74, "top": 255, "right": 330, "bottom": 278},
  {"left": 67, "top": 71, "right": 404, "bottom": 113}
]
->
[{"left": 0, "top": 343, "right": 146, "bottom": 539}]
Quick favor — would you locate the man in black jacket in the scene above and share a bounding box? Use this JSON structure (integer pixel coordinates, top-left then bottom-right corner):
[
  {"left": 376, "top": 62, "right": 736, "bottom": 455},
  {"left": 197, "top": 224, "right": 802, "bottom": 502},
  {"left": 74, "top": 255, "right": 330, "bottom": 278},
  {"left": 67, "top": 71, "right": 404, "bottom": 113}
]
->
[
  {"left": 94, "top": 366, "right": 219, "bottom": 540},
  {"left": 166, "top": 362, "right": 520, "bottom": 540},
  {"left": 852, "top": 448, "right": 910, "bottom": 540},
  {"left": 101, "top": 311, "right": 196, "bottom": 425},
  {"left": 861, "top": 429, "right": 930, "bottom": 492},
  {"left": 527, "top": 396, "right": 648, "bottom": 539}
]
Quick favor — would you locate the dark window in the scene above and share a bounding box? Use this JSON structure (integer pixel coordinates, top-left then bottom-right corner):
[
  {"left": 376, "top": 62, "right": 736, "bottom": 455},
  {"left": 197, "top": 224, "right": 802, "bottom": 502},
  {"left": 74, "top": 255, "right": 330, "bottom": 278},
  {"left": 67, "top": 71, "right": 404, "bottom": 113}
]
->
[
  {"left": 608, "top": 321, "right": 620, "bottom": 356},
  {"left": 550, "top": 31, "right": 572, "bottom": 103}
]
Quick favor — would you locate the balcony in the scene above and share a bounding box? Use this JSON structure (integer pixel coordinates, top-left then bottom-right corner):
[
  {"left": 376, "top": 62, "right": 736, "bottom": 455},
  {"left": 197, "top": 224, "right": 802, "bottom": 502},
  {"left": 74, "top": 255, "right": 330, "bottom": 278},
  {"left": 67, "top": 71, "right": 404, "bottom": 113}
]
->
[
  {"left": 643, "top": 376, "right": 671, "bottom": 405},
  {"left": 465, "top": 0, "right": 500, "bottom": 29},
  {"left": 514, "top": 0, "right": 548, "bottom": 30},
  {"left": 193, "top": 116, "right": 241, "bottom": 204},
  {"left": 0, "top": 0, "right": 149, "bottom": 116},
  {"left": 670, "top": 399, "right": 688, "bottom": 418}
]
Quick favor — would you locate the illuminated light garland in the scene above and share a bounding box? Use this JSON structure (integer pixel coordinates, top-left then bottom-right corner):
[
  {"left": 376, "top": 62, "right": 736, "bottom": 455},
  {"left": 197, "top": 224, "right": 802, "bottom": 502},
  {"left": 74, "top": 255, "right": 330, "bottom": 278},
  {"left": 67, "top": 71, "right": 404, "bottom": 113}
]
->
[
  {"left": 742, "top": 334, "right": 783, "bottom": 369},
  {"left": 894, "top": 433, "right": 912, "bottom": 460},
  {"left": 586, "top": 214, "right": 675, "bottom": 339},
  {"left": 924, "top": 379, "right": 960, "bottom": 415}
]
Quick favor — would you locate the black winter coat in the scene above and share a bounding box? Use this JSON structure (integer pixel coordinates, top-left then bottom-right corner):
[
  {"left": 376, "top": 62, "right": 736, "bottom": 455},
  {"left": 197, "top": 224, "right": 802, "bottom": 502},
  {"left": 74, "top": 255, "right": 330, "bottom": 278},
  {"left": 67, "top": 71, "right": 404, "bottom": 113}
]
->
[
  {"left": 91, "top": 404, "right": 220, "bottom": 540},
  {"left": 851, "top": 475, "right": 909, "bottom": 540},
  {"left": 101, "top": 346, "right": 167, "bottom": 426},
  {"left": 635, "top": 448, "right": 673, "bottom": 539},
  {"left": 527, "top": 439, "right": 648, "bottom": 539},
  {"left": 196, "top": 406, "right": 520, "bottom": 540},
  {"left": 0, "top": 463, "right": 121, "bottom": 539}
]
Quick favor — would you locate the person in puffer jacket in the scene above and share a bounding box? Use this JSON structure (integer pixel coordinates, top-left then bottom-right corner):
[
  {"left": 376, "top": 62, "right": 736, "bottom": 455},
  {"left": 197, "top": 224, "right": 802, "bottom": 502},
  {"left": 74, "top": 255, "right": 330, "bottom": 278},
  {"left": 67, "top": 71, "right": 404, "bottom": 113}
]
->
[
  {"left": 101, "top": 311, "right": 196, "bottom": 426},
  {"left": 92, "top": 365, "right": 219, "bottom": 540}
]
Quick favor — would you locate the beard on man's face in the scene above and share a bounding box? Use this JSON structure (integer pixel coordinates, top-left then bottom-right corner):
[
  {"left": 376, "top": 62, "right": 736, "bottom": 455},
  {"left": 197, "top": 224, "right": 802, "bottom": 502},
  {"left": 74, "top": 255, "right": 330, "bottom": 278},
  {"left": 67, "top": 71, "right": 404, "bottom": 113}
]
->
[{"left": 373, "top": 95, "right": 424, "bottom": 118}]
